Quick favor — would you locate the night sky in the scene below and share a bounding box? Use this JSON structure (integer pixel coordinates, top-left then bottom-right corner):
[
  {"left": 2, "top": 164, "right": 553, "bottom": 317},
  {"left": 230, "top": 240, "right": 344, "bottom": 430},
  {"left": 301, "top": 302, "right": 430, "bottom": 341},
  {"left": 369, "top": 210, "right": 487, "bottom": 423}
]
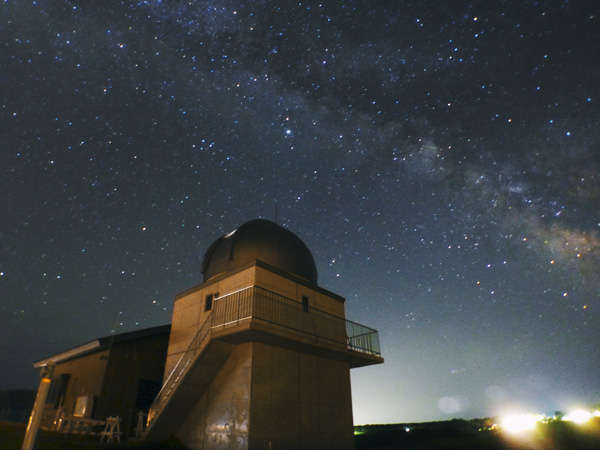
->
[{"left": 2, "top": 0, "right": 599, "bottom": 424}]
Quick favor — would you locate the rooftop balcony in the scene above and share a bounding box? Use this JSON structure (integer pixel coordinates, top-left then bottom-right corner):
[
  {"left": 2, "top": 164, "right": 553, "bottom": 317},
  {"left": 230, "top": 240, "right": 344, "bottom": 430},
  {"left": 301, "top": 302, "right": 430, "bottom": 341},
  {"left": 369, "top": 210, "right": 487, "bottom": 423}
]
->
[
  {"left": 211, "top": 285, "right": 382, "bottom": 358},
  {"left": 145, "top": 285, "right": 382, "bottom": 440}
]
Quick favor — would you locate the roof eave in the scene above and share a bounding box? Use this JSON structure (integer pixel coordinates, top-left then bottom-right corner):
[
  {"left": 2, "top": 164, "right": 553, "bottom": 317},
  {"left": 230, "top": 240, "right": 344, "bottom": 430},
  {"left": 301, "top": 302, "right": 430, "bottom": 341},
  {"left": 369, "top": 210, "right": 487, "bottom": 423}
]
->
[{"left": 33, "top": 340, "right": 101, "bottom": 368}]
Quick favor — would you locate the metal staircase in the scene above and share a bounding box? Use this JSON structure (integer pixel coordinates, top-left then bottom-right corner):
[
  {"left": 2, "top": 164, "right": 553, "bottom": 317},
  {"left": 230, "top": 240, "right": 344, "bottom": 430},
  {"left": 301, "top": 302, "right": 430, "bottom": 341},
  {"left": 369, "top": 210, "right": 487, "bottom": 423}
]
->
[{"left": 142, "top": 315, "right": 232, "bottom": 442}]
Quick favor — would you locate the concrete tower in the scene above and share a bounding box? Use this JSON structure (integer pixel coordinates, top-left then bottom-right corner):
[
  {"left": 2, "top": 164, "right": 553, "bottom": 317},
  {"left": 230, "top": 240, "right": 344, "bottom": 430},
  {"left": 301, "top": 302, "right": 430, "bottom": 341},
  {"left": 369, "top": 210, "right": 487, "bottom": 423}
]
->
[{"left": 144, "top": 219, "right": 383, "bottom": 449}]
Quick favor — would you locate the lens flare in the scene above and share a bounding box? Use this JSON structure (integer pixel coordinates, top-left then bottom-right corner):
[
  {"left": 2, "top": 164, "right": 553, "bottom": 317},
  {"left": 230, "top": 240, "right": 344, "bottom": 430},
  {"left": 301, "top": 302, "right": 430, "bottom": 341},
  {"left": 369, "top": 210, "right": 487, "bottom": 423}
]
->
[
  {"left": 500, "top": 413, "right": 543, "bottom": 433},
  {"left": 563, "top": 410, "right": 592, "bottom": 424}
]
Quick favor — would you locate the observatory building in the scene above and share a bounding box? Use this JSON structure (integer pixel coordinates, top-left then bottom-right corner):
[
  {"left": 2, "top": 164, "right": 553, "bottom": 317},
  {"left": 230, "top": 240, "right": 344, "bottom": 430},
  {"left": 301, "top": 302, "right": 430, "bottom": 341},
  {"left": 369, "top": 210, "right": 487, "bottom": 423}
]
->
[{"left": 32, "top": 219, "right": 383, "bottom": 449}]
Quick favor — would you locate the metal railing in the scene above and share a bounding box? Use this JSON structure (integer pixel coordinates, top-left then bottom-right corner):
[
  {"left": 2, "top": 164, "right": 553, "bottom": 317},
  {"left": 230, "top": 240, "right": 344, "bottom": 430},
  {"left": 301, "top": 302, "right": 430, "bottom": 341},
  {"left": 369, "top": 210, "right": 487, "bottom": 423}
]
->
[
  {"left": 145, "top": 285, "right": 380, "bottom": 432},
  {"left": 145, "top": 316, "right": 212, "bottom": 429}
]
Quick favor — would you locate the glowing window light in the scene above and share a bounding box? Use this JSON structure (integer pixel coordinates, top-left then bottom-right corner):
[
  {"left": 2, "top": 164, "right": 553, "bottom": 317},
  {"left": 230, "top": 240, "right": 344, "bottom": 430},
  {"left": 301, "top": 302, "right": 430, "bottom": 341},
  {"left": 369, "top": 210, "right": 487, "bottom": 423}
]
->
[
  {"left": 500, "top": 413, "right": 543, "bottom": 433},
  {"left": 593, "top": 410, "right": 600, "bottom": 417},
  {"left": 563, "top": 410, "right": 592, "bottom": 424}
]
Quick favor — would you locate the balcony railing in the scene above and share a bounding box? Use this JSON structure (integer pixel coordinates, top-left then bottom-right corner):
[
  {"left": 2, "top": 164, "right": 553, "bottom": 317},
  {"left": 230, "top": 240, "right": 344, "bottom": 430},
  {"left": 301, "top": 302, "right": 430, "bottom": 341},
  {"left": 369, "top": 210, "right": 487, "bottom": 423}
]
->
[
  {"left": 146, "top": 285, "right": 380, "bottom": 432},
  {"left": 212, "top": 285, "right": 381, "bottom": 356}
]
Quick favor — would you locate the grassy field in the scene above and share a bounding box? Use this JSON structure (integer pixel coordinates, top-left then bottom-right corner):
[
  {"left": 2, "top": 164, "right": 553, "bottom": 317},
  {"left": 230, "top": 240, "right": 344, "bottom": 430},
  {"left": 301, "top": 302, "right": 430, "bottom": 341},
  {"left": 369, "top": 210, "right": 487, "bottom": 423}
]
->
[
  {"left": 0, "top": 421, "right": 181, "bottom": 450},
  {"left": 354, "top": 418, "right": 600, "bottom": 450},
  {"left": 2, "top": 418, "right": 600, "bottom": 449}
]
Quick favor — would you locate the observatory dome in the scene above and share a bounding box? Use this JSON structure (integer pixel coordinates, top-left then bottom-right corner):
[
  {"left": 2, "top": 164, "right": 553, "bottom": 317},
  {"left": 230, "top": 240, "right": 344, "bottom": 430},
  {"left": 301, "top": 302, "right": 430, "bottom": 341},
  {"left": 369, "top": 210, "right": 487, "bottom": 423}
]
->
[{"left": 201, "top": 219, "right": 318, "bottom": 284}]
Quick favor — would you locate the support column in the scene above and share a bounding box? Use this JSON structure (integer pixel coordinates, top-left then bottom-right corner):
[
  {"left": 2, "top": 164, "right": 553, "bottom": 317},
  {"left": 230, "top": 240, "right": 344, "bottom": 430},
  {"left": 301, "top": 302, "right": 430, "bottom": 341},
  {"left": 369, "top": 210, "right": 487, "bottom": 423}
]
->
[{"left": 22, "top": 365, "right": 54, "bottom": 450}]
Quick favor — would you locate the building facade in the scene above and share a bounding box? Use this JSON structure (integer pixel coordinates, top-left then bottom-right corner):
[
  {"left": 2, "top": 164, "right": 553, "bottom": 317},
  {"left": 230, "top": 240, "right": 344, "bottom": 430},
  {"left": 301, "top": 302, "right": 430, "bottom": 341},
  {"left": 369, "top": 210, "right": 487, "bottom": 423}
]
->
[
  {"left": 32, "top": 219, "right": 382, "bottom": 449},
  {"left": 33, "top": 325, "right": 170, "bottom": 435}
]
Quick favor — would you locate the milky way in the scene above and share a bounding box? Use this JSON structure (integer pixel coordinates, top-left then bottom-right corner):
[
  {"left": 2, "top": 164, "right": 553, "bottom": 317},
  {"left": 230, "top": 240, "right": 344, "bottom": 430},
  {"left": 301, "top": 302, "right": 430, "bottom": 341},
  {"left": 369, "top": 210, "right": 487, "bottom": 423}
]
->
[{"left": 1, "top": 1, "right": 599, "bottom": 423}]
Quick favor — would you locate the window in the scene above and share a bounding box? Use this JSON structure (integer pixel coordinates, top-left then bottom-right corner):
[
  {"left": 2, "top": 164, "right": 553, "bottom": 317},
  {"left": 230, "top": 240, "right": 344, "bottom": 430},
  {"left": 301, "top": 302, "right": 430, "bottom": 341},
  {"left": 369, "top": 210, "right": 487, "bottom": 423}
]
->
[
  {"left": 46, "top": 373, "right": 70, "bottom": 408},
  {"left": 302, "top": 296, "right": 309, "bottom": 312},
  {"left": 73, "top": 395, "right": 93, "bottom": 418},
  {"left": 205, "top": 294, "right": 213, "bottom": 311}
]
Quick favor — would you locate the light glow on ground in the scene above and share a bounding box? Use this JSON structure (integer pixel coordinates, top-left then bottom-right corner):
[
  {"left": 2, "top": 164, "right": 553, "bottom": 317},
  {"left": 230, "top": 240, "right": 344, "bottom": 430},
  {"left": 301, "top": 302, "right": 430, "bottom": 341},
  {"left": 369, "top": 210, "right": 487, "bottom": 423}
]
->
[
  {"left": 564, "top": 410, "right": 592, "bottom": 424},
  {"left": 498, "top": 408, "right": 600, "bottom": 434},
  {"left": 500, "top": 413, "right": 544, "bottom": 433}
]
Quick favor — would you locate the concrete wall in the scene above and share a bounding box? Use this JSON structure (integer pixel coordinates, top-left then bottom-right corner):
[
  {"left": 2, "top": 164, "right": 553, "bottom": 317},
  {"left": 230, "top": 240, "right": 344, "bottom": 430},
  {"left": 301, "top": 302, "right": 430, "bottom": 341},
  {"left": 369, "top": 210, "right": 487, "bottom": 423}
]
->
[
  {"left": 254, "top": 266, "right": 345, "bottom": 319},
  {"left": 176, "top": 341, "right": 354, "bottom": 450},
  {"left": 165, "top": 267, "right": 255, "bottom": 379},
  {"left": 176, "top": 343, "right": 252, "bottom": 449},
  {"left": 249, "top": 342, "right": 354, "bottom": 450}
]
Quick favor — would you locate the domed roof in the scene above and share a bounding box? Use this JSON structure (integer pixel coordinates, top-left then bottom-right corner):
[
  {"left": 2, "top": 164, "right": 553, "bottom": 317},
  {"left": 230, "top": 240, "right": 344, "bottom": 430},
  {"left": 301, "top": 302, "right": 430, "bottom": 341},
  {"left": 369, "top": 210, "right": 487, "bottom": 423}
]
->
[{"left": 201, "top": 219, "right": 318, "bottom": 284}]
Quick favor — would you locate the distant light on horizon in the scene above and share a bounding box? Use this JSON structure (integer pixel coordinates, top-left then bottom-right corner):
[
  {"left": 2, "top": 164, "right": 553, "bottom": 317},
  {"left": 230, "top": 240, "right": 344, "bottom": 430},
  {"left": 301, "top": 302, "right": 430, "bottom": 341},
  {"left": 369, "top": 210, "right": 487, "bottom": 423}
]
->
[
  {"left": 500, "top": 413, "right": 543, "bottom": 433},
  {"left": 498, "top": 407, "right": 600, "bottom": 434},
  {"left": 564, "top": 409, "right": 592, "bottom": 424}
]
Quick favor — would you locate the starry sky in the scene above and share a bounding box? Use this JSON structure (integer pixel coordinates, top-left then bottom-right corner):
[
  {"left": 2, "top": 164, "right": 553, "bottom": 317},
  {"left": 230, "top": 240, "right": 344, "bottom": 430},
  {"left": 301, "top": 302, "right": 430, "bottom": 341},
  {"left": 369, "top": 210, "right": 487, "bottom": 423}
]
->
[{"left": 1, "top": 0, "right": 599, "bottom": 424}]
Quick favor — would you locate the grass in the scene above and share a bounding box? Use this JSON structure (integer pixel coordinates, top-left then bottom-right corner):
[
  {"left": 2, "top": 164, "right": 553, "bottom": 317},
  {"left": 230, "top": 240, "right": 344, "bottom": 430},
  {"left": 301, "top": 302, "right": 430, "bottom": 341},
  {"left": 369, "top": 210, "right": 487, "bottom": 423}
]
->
[
  {"left": 3, "top": 418, "right": 600, "bottom": 449},
  {"left": 0, "top": 421, "right": 182, "bottom": 450},
  {"left": 354, "top": 418, "right": 600, "bottom": 450}
]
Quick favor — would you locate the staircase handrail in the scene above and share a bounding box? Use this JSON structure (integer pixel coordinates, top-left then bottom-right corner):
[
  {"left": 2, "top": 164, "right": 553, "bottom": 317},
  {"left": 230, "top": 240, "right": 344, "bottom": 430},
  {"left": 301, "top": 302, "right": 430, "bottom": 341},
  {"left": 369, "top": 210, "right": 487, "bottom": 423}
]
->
[{"left": 145, "top": 314, "right": 213, "bottom": 429}]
